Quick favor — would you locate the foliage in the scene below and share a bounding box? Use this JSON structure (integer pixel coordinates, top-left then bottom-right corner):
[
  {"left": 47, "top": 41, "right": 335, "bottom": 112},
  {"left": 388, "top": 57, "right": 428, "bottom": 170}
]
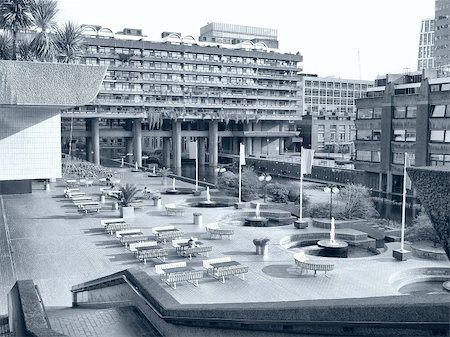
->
[
  {"left": 407, "top": 167, "right": 450, "bottom": 259},
  {"left": 405, "top": 210, "right": 440, "bottom": 246},
  {"left": 158, "top": 167, "right": 172, "bottom": 177},
  {"left": 216, "top": 167, "right": 260, "bottom": 201},
  {"left": 118, "top": 184, "right": 141, "bottom": 207},
  {"left": 0, "top": 0, "right": 34, "bottom": 60},
  {"left": 54, "top": 21, "right": 84, "bottom": 63},
  {"left": 304, "top": 202, "right": 345, "bottom": 219},
  {"left": 266, "top": 182, "right": 289, "bottom": 203},
  {"left": 30, "top": 0, "right": 58, "bottom": 61},
  {"left": 287, "top": 181, "right": 310, "bottom": 207},
  {"left": 0, "top": 31, "right": 12, "bottom": 59},
  {"left": 17, "top": 36, "right": 33, "bottom": 60},
  {"left": 337, "top": 184, "right": 379, "bottom": 220}
]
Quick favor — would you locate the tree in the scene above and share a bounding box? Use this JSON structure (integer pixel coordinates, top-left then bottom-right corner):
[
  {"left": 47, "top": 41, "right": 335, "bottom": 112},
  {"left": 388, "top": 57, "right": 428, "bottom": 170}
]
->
[
  {"left": 405, "top": 210, "right": 440, "bottom": 247},
  {"left": 30, "top": 0, "right": 57, "bottom": 61},
  {"left": 337, "top": 184, "right": 379, "bottom": 220},
  {"left": 117, "top": 184, "right": 141, "bottom": 207},
  {"left": 0, "top": 0, "right": 35, "bottom": 60},
  {"left": 216, "top": 167, "right": 260, "bottom": 201},
  {"left": 0, "top": 31, "right": 12, "bottom": 59},
  {"left": 266, "top": 182, "right": 289, "bottom": 203},
  {"left": 17, "top": 36, "right": 32, "bottom": 60},
  {"left": 54, "top": 21, "right": 84, "bottom": 63}
]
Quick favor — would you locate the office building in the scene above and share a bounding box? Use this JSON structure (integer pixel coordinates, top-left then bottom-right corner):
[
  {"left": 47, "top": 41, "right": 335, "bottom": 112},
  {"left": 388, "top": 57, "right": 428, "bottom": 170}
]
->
[
  {"left": 417, "top": 18, "right": 435, "bottom": 70},
  {"left": 354, "top": 70, "right": 450, "bottom": 197},
  {"left": 434, "top": 0, "right": 450, "bottom": 71},
  {"left": 61, "top": 26, "right": 302, "bottom": 171},
  {"left": 199, "top": 22, "right": 279, "bottom": 49},
  {"left": 297, "top": 75, "right": 372, "bottom": 152}
]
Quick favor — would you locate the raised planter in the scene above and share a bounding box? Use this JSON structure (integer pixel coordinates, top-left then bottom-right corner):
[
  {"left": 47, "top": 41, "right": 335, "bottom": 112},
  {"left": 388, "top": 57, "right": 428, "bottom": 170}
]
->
[
  {"left": 253, "top": 238, "right": 270, "bottom": 255},
  {"left": 121, "top": 206, "right": 134, "bottom": 218}
]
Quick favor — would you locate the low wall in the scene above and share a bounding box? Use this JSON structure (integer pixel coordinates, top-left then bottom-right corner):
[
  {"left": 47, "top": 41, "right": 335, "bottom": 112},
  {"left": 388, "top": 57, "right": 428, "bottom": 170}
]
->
[{"left": 71, "top": 268, "right": 450, "bottom": 337}]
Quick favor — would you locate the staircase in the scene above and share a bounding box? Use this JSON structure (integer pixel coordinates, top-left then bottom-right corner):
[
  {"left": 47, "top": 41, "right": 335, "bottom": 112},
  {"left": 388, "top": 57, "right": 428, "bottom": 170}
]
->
[{"left": 47, "top": 306, "right": 161, "bottom": 337}]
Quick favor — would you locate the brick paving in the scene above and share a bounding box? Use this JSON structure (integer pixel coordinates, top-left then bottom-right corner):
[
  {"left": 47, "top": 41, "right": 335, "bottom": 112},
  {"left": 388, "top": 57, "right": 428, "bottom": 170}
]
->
[
  {"left": 0, "top": 168, "right": 448, "bottom": 314},
  {"left": 48, "top": 306, "right": 161, "bottom": 337}
]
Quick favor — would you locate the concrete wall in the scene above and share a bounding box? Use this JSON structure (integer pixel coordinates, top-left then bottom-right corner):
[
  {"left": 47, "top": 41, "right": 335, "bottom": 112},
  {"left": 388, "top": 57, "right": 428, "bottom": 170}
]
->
[{"left": 0, "top": 108, "right": 61, "bottom": 181}]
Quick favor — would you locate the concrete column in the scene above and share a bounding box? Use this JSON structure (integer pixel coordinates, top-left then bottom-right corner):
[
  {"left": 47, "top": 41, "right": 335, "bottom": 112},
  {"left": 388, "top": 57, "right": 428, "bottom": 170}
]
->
[
  {"left": 86, "top": 138, "right": 93, "bottom": 162},
  {"left": 132, "top": 119, "right": 142, "bottom": 166},
  {"left": 386, "top": 171, "right": 393, "bottom": 198},
  {"left": 125, "top": 138, "right": 133, "bottom": 164},
  {"left": 208, "top": 120, "right": 219, "bottom": 167},
  {"left": 198, "top": 137, "right": 206, "bottom": 166},
  {"left": 232, "top": 137, "right": 239, "bottom": 155},
  {"left": 279, "top": 125, "right": 285, "bottom": 155},
  {"left": 172, "top": 120, "right": 182, "bottom": 170},
  {"left": 91, "top": 118, "right": 100, "bottom": 165},
  {"left": 162, "top": 137, "right": 171, "bottom": 168}
]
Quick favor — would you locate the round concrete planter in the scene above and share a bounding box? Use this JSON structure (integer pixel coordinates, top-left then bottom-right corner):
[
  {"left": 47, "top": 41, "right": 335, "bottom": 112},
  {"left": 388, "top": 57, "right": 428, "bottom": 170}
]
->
[{"left": 120, "top": 206, "right": 134, "bottom": 218}]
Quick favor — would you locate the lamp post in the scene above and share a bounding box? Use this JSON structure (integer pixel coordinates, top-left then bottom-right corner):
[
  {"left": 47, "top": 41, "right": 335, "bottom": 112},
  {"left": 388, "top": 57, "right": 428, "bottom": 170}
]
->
[
  {"left": 324, "top": 185, "right": 339, "bottom": 219},
  {"left": 214, "top": 167, "right": 226, "bottom": 185},
  {"left": 258, "top": 173, "right": 272, "bottom": 203}
]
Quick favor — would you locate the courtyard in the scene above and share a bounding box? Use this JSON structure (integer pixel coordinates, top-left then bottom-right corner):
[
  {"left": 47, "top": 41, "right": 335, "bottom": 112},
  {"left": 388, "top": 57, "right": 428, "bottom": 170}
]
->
[{"left": 0, "top": 167, "right": 448, "bottom": 315}]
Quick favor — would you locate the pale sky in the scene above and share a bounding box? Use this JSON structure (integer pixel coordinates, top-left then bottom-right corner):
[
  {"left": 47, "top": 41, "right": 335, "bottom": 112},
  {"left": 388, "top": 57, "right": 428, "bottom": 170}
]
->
[{"left": 56, "top": 0, "right": 434, "bottom": 80}]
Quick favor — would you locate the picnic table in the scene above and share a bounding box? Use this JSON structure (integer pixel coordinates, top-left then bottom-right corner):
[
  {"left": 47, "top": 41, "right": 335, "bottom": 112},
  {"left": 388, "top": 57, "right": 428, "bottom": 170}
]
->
[
  {"left": 163, "top": 266, "right": 203, "bottom": 289},
  {"left": 154, "top": 228, "right": 184, "bottom": 243},
  {"left": 136, "top": 245, "right": 169, "bottom": 263},
  {"left": 175, "top": 241, "right": 212, "bottom": 259},
  {"left": 209, "top": 261, "right": 248, "bottom": 283}
]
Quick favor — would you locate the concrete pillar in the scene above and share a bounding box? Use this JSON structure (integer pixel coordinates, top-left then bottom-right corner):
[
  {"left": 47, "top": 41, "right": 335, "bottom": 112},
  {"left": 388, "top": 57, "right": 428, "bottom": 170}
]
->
[
  {"left": 244, "top": 123, "right": 253, "bottom": 155},
  {"left": 232, "top": 137, "right": 239, "bottom": 155},
  {"left": 162, "top": 137, "right": 171, "bottom": 168},
  {"left": 86, "top": 138, "right": 93, "bottom": 162},
  {"left": 279, "top": 125, "right": 285, "bottom": 155},
  {"left": 386, "top": 171, "right": 393, "bottom": 198},
  {"left": 172, "top": 120, "right": 182, "bottom": 170},
  {"left": 125, "top": 138, "right": 133, "bottom": 164},
  {"left": 198, "top": 137, "right": 206, "bottom": 166},
  {"left": 133, "top": 119, "right": 142, "bottom": 166},
  {"left": 208, "top": 120, "right": 219, "bottom": 167},
  {"left": 91, "top": 118, "right": 100, "bottom": 166}
]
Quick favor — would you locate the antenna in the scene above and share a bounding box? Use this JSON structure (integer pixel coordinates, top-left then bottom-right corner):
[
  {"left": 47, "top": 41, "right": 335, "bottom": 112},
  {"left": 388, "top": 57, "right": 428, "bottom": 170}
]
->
[{"left": 358, "top": 51, "right": 362, "bottom": 80}]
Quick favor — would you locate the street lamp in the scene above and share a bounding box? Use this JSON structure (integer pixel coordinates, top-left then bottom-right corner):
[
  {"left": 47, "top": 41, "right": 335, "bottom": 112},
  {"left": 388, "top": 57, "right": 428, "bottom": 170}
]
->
[
  {"left": 324, "top": 185, "right": 339, "bottom": 219},
  {"left": 258, "top": 173, "right": 272, "bottom": 203},
  {"left": 215, "top": 167, "right": 226, "bottom": 174}
]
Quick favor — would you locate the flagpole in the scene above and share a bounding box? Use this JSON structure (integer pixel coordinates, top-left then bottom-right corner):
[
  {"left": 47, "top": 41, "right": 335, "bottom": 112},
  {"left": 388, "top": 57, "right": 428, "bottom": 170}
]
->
[
  {"left": 400, "top": 152, "right": 408, "bottom": 251},
  {"left": 238, "top": 143, "right": 242, "bottom": 203},
  {"left": 299, "top": 160, "right": 303, "bottom": 221},
  {"left": 195, "top": 141, "right": 199, "bottom": 191}
]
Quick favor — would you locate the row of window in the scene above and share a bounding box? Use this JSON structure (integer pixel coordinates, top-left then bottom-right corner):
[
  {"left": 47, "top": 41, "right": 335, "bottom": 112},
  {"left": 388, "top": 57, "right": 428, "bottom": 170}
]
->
[
  {"left": 357, "top": 129, "right": 449, "bottom": 143},
  {"left": 304, "top": 90, "right": 364, "bottom": 98},
  {"left": 357, "top": 104, "right": 450, "bottom": 119},
  {"left": 356, "top": 151, "right": 450, "bottom": 167},
  {"left": 304, "top": 80, "right": 370, "bottom": 90},
  {"left": 430, "top": 83, "right": 450, "bottom": 92}
]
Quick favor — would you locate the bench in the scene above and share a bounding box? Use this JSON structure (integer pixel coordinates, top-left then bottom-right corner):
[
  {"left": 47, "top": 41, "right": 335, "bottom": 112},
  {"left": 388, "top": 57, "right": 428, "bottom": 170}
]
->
[
  {"left": 121, "top": 234, "right": 152, "bottom": 247},
  {"left": 152, "top": 226, "right": 184, "bottom": 243},
  {"left": 77, "top": 203, "right": 101, "bottom": 214},
  {"left": 71, "top": 196, "right": 92, "bottom": 202},
  {"left": 205, "top": 223, "right": 234, "bottom": 240},
  {"left": 105, "top": 222, "right": 129, "bottom": 235},
  {"left": 212, "top": 265, "right": 248, "bottom": 283},
  {"left": 137, "top": 248, "right": 169, "bottom": 264},
  {"left": 116, "top": 229, "right": 141, "bottom": 239},
  {"left": 64, "top": 188, "right": 80, "bottom": 197},
  {"left": 165, "top": 269, "right": 203, "bottom": 289},
  {"left": 155, "top": 261, "right": 186, "bottom": 280},
  {"left": 165, "top": 204, "right": 185, "bottom": 216},
  {"left": 101, "top": 218, "right": 125, "bottom": 228},
  {"left": 129, "top": 241, "right": 158, "bottom": 253},
  {"left": 293, "top": 252, "right": 334, "bottom": 276},
  {"left": 181, "top": 246, "right": 212, "bottom": 260},
  {"left": 203, "top": 257, "right": 232, "bottom": 274}
]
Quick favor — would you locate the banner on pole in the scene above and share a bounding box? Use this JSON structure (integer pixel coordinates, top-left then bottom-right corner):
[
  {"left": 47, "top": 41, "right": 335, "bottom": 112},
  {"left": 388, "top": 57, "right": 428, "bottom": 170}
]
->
[
  {"left": 187, "top": 141, "right": 197, "bottom": 160},
  {"left": 404, "top": 152, "right": 412, "bottom": 190},
  {"left": 301, "top": 148, "right": 315, "bottom": 175},
  {"left": 239, "top": 143, "right": 246, "bottom": 166}
]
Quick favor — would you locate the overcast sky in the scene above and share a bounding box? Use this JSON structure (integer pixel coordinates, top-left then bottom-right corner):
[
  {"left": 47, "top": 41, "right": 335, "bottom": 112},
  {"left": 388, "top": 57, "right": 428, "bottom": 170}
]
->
[{"left": 56, "top": 0, "right": 434, "bottom": 80}]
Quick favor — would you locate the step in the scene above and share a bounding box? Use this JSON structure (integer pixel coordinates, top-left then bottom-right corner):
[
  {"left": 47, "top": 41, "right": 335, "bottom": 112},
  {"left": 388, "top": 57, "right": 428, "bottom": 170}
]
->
[{"left": 47, "top": 306, "right": 161, "bottom": 337}]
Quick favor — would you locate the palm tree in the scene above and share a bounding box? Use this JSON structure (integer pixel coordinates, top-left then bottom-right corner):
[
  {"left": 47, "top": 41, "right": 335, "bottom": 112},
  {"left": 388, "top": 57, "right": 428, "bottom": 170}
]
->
[
  {"left": 0, "top": 0, "right": 35, "bottom": 60},
  {"left": 54, "top": 21, "right": 84, "bottom": 63},
  {"left": 17, "top": 35, "right": 32, "bottom": 60},
  {"left": 0, "top": 31, "right": 12, "bottom": 59},
  {"left": 30, "top": 0, "right": 57, "bottom": 61}
]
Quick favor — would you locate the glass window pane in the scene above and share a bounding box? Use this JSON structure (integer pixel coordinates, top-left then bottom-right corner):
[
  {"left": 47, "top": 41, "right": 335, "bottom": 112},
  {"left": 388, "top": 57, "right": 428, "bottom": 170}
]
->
[
  {"left": 405, "top": 131, "right": 416, "bottom": 142},
  {"left": 431, "top": 105, "right": 446, "bottom": 117},
  {"left": 357, "top": 130, "right": 372, "bottom": 140},
  {"left": 393, "top": 129, "right": 405, "bottom": 141},
  {"left": 430, "top": 130, "right": 445, "bottom": 142},
  {"left": 373, "top": 107, "right": 382, "bottom": 118},
  {"left": 356, "top": 150, "right": 371, "bottom": 161},
  {"left": 357, "top": 108, "right": 372, "bottom": 119},
  {"left": 373, "top": 130, "right": 381, "bottom": 140},
  {"left": 406, "top": 106, "right": 417, "bottom": 118},
  {"left": 372, "top": 151, "right": 381, "bottom": 162},
  {"left": 445, "top": 131, "right": 450, "bottom": 143},
  {"left": 394, "top": 107, "right": 406, "bottom": 118}
]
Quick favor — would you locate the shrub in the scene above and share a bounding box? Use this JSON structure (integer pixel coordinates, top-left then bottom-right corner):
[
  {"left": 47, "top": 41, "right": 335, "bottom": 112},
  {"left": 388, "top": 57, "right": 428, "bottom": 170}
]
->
[
  {"left": 407, "top": 167, "right": 450, "bottom": 259},
  {"left": 216, "top": 166, "right": 260, "bottom": 201},
  {"left": 118, "top": 184, "right": 141, "bottom": 207},
  {"left": 304, "top": 202, "right": 345, "bottom": 219},
  {"left": 266, "top": 183, "right": 289, "bottom": 203},
  {"left": 337, "top": 184, "right": 379, "bottom": 220},
  {"left": 405, "top": 210, "right": 440, "bottom": 246},
  {"left": 287, "top": 181, "right": 310, "bottom": 207}
]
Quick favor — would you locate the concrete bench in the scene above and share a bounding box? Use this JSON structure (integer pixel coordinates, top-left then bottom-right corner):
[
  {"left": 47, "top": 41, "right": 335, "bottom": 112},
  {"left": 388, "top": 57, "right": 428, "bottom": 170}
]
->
[
  {"left": 180, "top": 246, "right": 212, "bottom": 260},
  {"left": 121, "top": 234, "right": 152, "bottom": 246},
  {"left": 137, "top": 248, "right": 169, "bottom": 264},
  {"left": 203, "top": 257, "right": 232, "bottom": 273},
  {"left": 101, "top": 218, "right": 125, "bottom": 228},
  {"left": 77, "top": 203, "right": 101, "bottom": 214},
  {"left": 212, "top": 265, "right": 248, "bottom": 283},
  {"left": 294, "top": 252, "right": 334, "bottom": 276},
  {"left": 116, "top": 229, "right": 141, "bottom": 239},
  {"left": 105, "top": 222, "right": 129, "bottom": 235},
  {"left": 205, "top": 223, "right": 234, "bottom": 240},
  {"left": 165, "top": 269, "right": 204, "bottom": 289},
  {"left": 155, "top": 261, "right": 186, "bottom": 280},
  {"left": 129, "top": 240, "right": 158, "bottom": 253}
]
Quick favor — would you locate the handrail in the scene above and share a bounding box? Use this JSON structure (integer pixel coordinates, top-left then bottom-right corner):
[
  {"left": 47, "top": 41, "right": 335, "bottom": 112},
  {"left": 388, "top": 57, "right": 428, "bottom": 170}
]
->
[
  {"left": 71, "top": 273, "right": 449, "bottom": 330},
  {"left": 34, "top": 285, "right": 51, "bottom": 329}
]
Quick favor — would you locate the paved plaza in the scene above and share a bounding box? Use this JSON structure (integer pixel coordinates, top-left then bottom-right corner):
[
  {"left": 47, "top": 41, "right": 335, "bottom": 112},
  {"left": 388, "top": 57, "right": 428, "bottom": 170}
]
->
[{"left": 0, "top": 169, "right": 448, "bottom": 314}]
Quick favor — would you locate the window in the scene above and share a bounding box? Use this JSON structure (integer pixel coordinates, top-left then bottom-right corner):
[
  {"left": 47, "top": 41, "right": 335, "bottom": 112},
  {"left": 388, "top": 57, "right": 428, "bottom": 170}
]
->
[
  {"left": 431, "top": 105, "right": 447, "bottom": 117},
  {"left": 405, "top": 131, "right": 416, "bottom": 142},
  {"left": 356, "top": 130, "right": 372, "bottom": 140},
  {"left": 430, "top": 130, "right": 450, "bottom": 142},
  {"left": 393, "top": 129, "right": 405, "bottom": 141},
  {"left": 373, "top": 107, "right": 382, "bottom": 119},
  {"left": 406, "top": 106, "right": 417, "bottom": 118},
  {"left": 372, "top": 151, "right": 381, "bottom": 162},
  {"left": 430, "top": 153, "right": 450, "bottom": 166},
  {"left": 373, "top": 130, "right": 381, "bottom": 140},
  {"left": 357, "top": 108, "right": 372, "bottom": 119},
  {"left": 356, "top": 150, "right": 371, "bottom": 161},
  {"left": 394, "top": 107, "right": 406, "bottom": 118}
]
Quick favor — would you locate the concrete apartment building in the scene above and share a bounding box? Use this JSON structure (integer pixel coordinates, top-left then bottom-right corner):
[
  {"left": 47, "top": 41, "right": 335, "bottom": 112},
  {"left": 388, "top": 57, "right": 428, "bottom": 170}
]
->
[
  {"left": 417, "top": 18, "right": 435, "bottom": 71},
  {"left": 354, "top": 70, "right": 450, "bottom": 197},
  {"left": 435, "top": 0, "right": 450, "bottom": 71},
  {"left": 296, "top": 75, "right": 372, "bottom": 153},
  {"left": 61, "top": 25, "right": 303, "bottom": 171}
]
